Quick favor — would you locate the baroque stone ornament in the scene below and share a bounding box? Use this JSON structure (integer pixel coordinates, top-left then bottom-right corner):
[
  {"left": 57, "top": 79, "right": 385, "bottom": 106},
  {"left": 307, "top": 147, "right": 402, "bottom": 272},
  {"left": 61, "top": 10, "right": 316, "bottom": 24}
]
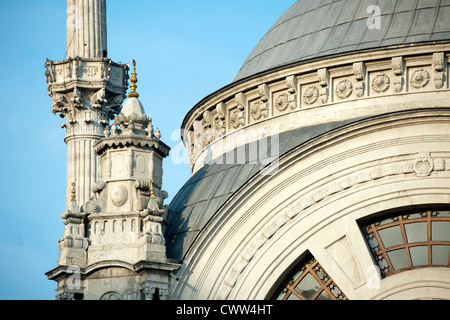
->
[
  {"left": 274, "top": 92, "right": 289, "bottom": 112},
  {"left": 433, "top": 52, "right": 445, "bottom": 89},
  {"left": 353, "top": 62, "right": 365, "bottom": 97},
  {"left": 110, "top": 185, "right": 128, "bottom": 207},
  {"left": 413, "top": 152, "right": 434, "bottom": 177},
  {"left": 303, "top": 86, "right": 319, "bottom": 105},
  {"left": 410, "top": 69, "right": 430, "bottom": 89},
  {"left": 335, "top": 79, "right": 353, "bottom": 99},
  {"left": 372, "top": 73, "right": 390, "bottom": 93}
]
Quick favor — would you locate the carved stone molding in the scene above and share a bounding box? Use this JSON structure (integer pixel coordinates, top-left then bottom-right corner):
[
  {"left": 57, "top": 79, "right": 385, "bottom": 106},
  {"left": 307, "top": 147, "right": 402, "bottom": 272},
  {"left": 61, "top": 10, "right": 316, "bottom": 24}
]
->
[
  {"left": 335, "top": 79, "right": 353, "bottom": 99},
  {"left": 317, "top": 68, "right": 329, "bottom": 104},
  {"left": 303, "top": 86, "right": 319, "bottom": 105},
  {"left": 410, "top": 69, "right": 430, "bottom": 89},
  {"left": 392, "top": 57, "right": 404, "bottom": 93},
  {"left": 372, "top": 73, "right": 390, "bottom": 93},
  {"left": 353, "top": 62, "right": 365, "bottom": 97},
  {"left": 274, "top": 92, "right": 289, "bottom": 112},
  {"left": 433, "top": 52, "right": 445, "bottom": 89}
]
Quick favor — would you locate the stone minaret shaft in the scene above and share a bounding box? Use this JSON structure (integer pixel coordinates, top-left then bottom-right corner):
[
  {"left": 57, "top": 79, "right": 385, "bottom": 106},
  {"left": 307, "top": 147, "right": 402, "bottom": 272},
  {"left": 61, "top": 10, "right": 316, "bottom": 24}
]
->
[
  {"left": 66, "top": 0, "right": 107, "bottom": 58},
  {"left": 46, "top": 1, "right": 128, "bottom": 211}
]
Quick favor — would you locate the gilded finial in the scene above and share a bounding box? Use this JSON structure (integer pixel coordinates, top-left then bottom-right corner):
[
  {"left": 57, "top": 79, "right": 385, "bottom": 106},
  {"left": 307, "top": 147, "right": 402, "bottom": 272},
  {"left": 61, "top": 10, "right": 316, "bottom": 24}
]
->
[
  {"left": 128, "top": 59, "right": 139, "bottom": 98},
  {"left": 71, "top": 182, "right": 76, "bottom": 202},
  {"left": 149, "top": 179, "right": 156, "bottom": 199}
]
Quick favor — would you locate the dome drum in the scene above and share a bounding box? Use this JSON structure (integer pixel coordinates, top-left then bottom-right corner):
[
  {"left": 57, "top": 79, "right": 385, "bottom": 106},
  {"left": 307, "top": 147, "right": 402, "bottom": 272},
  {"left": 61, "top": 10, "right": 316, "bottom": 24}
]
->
[{"left": 182, "top": 45, "right": 449, "bottom": 173}]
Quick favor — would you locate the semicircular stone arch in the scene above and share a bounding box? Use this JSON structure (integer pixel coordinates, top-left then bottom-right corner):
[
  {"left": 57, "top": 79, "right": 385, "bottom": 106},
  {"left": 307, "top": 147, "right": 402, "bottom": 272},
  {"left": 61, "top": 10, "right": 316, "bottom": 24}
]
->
[{"left": 172, "top": 109, "right": 450, "bottom": 300}]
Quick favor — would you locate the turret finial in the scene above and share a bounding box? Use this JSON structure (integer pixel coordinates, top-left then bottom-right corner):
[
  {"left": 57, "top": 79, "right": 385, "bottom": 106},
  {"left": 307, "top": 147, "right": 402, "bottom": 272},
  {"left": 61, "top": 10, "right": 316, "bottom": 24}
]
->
[
  {"left": 149, "top": 179, "right": 156, "bottom": 199},
  {"left": 71, "top": 182, "right": 76, "bottom": 202},
  {"left": 128, "top": 59, "right": 139, "bottom": 98}
]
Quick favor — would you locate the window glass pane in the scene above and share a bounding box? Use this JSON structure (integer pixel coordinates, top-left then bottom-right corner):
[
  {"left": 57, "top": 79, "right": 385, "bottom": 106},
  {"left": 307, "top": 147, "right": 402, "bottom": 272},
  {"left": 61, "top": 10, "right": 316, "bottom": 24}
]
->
[
  {"left": 432, "top": 245, "right": 450, "bottom": 265},
  {"left": 435, "top": 210, "right": 450, "bottom": 218},
  {"left": 316, "top": 290, "right": 332, "bottom": 300},
  {"left": 404, "top": 212, "right": 426, "bottom": 220},
  {"left": 387, "top": 249, "right": 409, "bottom": 270},
  {"left": 405, "top": 222, "right": 427, "bottom": 243},
  {"left": 409, "top": 246, "right": 428, "bottom": 266},
  {"left": 431, "top": 221, "right": 450, "bottom": 241},
  {"left": 295, "top": 273, "right": 320, "bottom": 299},
  {"left": 378, "top": 226, "right": 403, "bottom": 248},
  {"left": 287, "top": 293, "right": 301, "bottom": 300}
]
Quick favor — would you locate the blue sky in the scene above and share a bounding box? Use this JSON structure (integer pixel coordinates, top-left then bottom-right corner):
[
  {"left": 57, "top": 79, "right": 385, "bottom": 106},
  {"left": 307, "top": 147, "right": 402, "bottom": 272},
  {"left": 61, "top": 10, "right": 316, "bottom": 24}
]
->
[{"left": 0, "top": 0, "right": 295, "bottom": 299}]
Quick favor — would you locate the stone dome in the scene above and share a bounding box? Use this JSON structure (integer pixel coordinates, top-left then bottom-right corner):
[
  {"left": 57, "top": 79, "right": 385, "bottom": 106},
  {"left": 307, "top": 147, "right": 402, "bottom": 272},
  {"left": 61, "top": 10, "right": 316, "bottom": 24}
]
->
[{"left": 234, "top": 0, "right": 450, "bottom": 82}]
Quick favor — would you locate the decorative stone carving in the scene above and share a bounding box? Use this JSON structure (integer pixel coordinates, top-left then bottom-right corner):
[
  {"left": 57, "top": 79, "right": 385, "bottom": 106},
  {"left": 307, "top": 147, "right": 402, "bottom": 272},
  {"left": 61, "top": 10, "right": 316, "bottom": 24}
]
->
[
  {"left": 230, "top": 93, "right": 247, "bottom": 129},
  {"left": 215, "top": 102, "right": 227, "bottom": 135},
  {"left": 274, "top": 92, "right": 289, "bottom": 112},
  {"left": 335, "top": 79, "right": 353, "bottom": 99},
  {"left": 317, "top": 68, "right": 329, "bottom": 103},
  {"left": 286, "top": 75, "right": 298, "bottom": 110},
  {"left": 250, "top": 84, "right": 270, "bottom": 121},
  {"left": 392, "top": 57, "right": 404, "bottom": 93},
  {"left": 372, "top": 73, "right": 390, "bottom": 93},
  {"left": 303, "top": 86, "right": 319, "bottom": 105},
  {"left": 92, "top": 88, "right": 107, "bottom": 109},
  {"left": 250, "top": 100, "right": 267, "bottom": 120},
  {"left": 353, "top": 62, "right": 365, "bottom": 97},
  {"left": 110, "top": 185, "right": 128, "bottom": 207},
  {"left": 410, "top": 69, "right": 430, "bottom": 89},
  {"left": 413, "top": 152, "right": 433, "bottom": 177},
  {"left": 433, "top": 52, "right": 445, "bottom": 89}
]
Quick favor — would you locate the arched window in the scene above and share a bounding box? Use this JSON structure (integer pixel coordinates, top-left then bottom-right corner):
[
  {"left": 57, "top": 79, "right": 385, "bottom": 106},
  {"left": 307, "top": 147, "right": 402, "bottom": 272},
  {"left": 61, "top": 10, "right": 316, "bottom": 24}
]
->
[
  {"left": 272, "top": 252, "right": 347, "bottom": 300},
  {"left": 361, "top": 208, "right": 450, "bottom": 277}
]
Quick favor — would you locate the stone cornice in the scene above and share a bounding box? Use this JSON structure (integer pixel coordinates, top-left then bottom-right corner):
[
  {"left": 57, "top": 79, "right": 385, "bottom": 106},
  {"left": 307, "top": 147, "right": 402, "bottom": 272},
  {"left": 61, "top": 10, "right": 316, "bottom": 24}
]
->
[{"left": 93, "top": 135, "right": 170, "bottom": 158}]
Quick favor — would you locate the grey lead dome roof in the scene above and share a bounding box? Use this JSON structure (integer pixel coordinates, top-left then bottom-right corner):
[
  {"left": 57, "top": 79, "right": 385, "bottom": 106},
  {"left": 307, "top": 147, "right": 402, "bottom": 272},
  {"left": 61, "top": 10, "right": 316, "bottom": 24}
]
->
[{"left": 234, "top": 0, "right": 450, "bottom": 81}]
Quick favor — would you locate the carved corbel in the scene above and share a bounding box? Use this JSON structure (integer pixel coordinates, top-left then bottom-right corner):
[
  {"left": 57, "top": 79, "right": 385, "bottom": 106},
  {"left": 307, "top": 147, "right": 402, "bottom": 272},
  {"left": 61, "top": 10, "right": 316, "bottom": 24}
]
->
[
  {"left": 202, "top": 109, "right": 214, "bottom": 145},
  {"left": 50, "top": 92, "right": 68, "bottom": 115},
  {"left": 71, "top": 87, "right": 83, "bottom": 109},
  {"left": 391, "top": 57, "right": 404, "bottom": 93},
  {"left": 215, "top": 102, "right": 227, "bottom": 136},
  {"left": 286, "top": 75, "right": 298, "bottom": 109},
  {"left": 258, "top": 84, "right": 270, "bottom": 118},
  {"left": 353, "top": 62, "right": 366, "bottom": 97},
  {"left": 233, "top": 92, "right": 247, "bottom": 128},
  {"left": 317, "top": 68, "right": 329, "bottom": 104},
  {"left": 433, "top": 52, "right": 445, "bottom": 89},
  {"left": 92, "top": 88, "right": 107, "bottom": 109}
]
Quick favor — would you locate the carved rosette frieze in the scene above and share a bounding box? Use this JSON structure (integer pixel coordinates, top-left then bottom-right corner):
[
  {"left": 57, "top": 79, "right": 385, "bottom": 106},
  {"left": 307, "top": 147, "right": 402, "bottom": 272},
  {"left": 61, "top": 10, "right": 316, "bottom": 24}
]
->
[
  {"left": 372, "top": 73, "right": 390, "bottom": 93},
  {"left": 274, "top": 92, "right": 289, "bottom": 112},
  {"left": 410, "top": 69, "right": 430, "bottom": 89},
  {"left": 335, "top": 79, "right": 353, "bottom": 99},
  {"left": 183, "top": 49, "right": 450, "bottom": 172},
  {"left": 433, "top": 52, "right": 445, "bottom": 89},
  {"left": 214, "top": 152, "right": 448, "bottom": 299},
  {"left": 392, "top": 57, "right": 404, "bottom": 93},
  {"left": 303, "top": 86, "right": 319, "bottom": 105}
]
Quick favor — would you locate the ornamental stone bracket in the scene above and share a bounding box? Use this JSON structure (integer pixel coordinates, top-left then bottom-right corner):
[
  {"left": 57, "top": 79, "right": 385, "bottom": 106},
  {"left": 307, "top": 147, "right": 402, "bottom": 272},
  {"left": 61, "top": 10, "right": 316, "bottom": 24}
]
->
[{"left": 214, "top": 152, "right": 449, "bottom": 299}]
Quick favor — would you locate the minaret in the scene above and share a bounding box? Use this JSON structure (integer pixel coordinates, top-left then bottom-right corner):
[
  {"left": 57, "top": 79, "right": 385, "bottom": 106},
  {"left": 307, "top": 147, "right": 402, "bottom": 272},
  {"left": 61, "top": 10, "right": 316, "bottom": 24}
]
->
[
  {"left": 66, "top": 0, "right": 108, "bottom": 58},
  {"left": 45, "top": 0, "right": 128, "bottom": 210}
]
